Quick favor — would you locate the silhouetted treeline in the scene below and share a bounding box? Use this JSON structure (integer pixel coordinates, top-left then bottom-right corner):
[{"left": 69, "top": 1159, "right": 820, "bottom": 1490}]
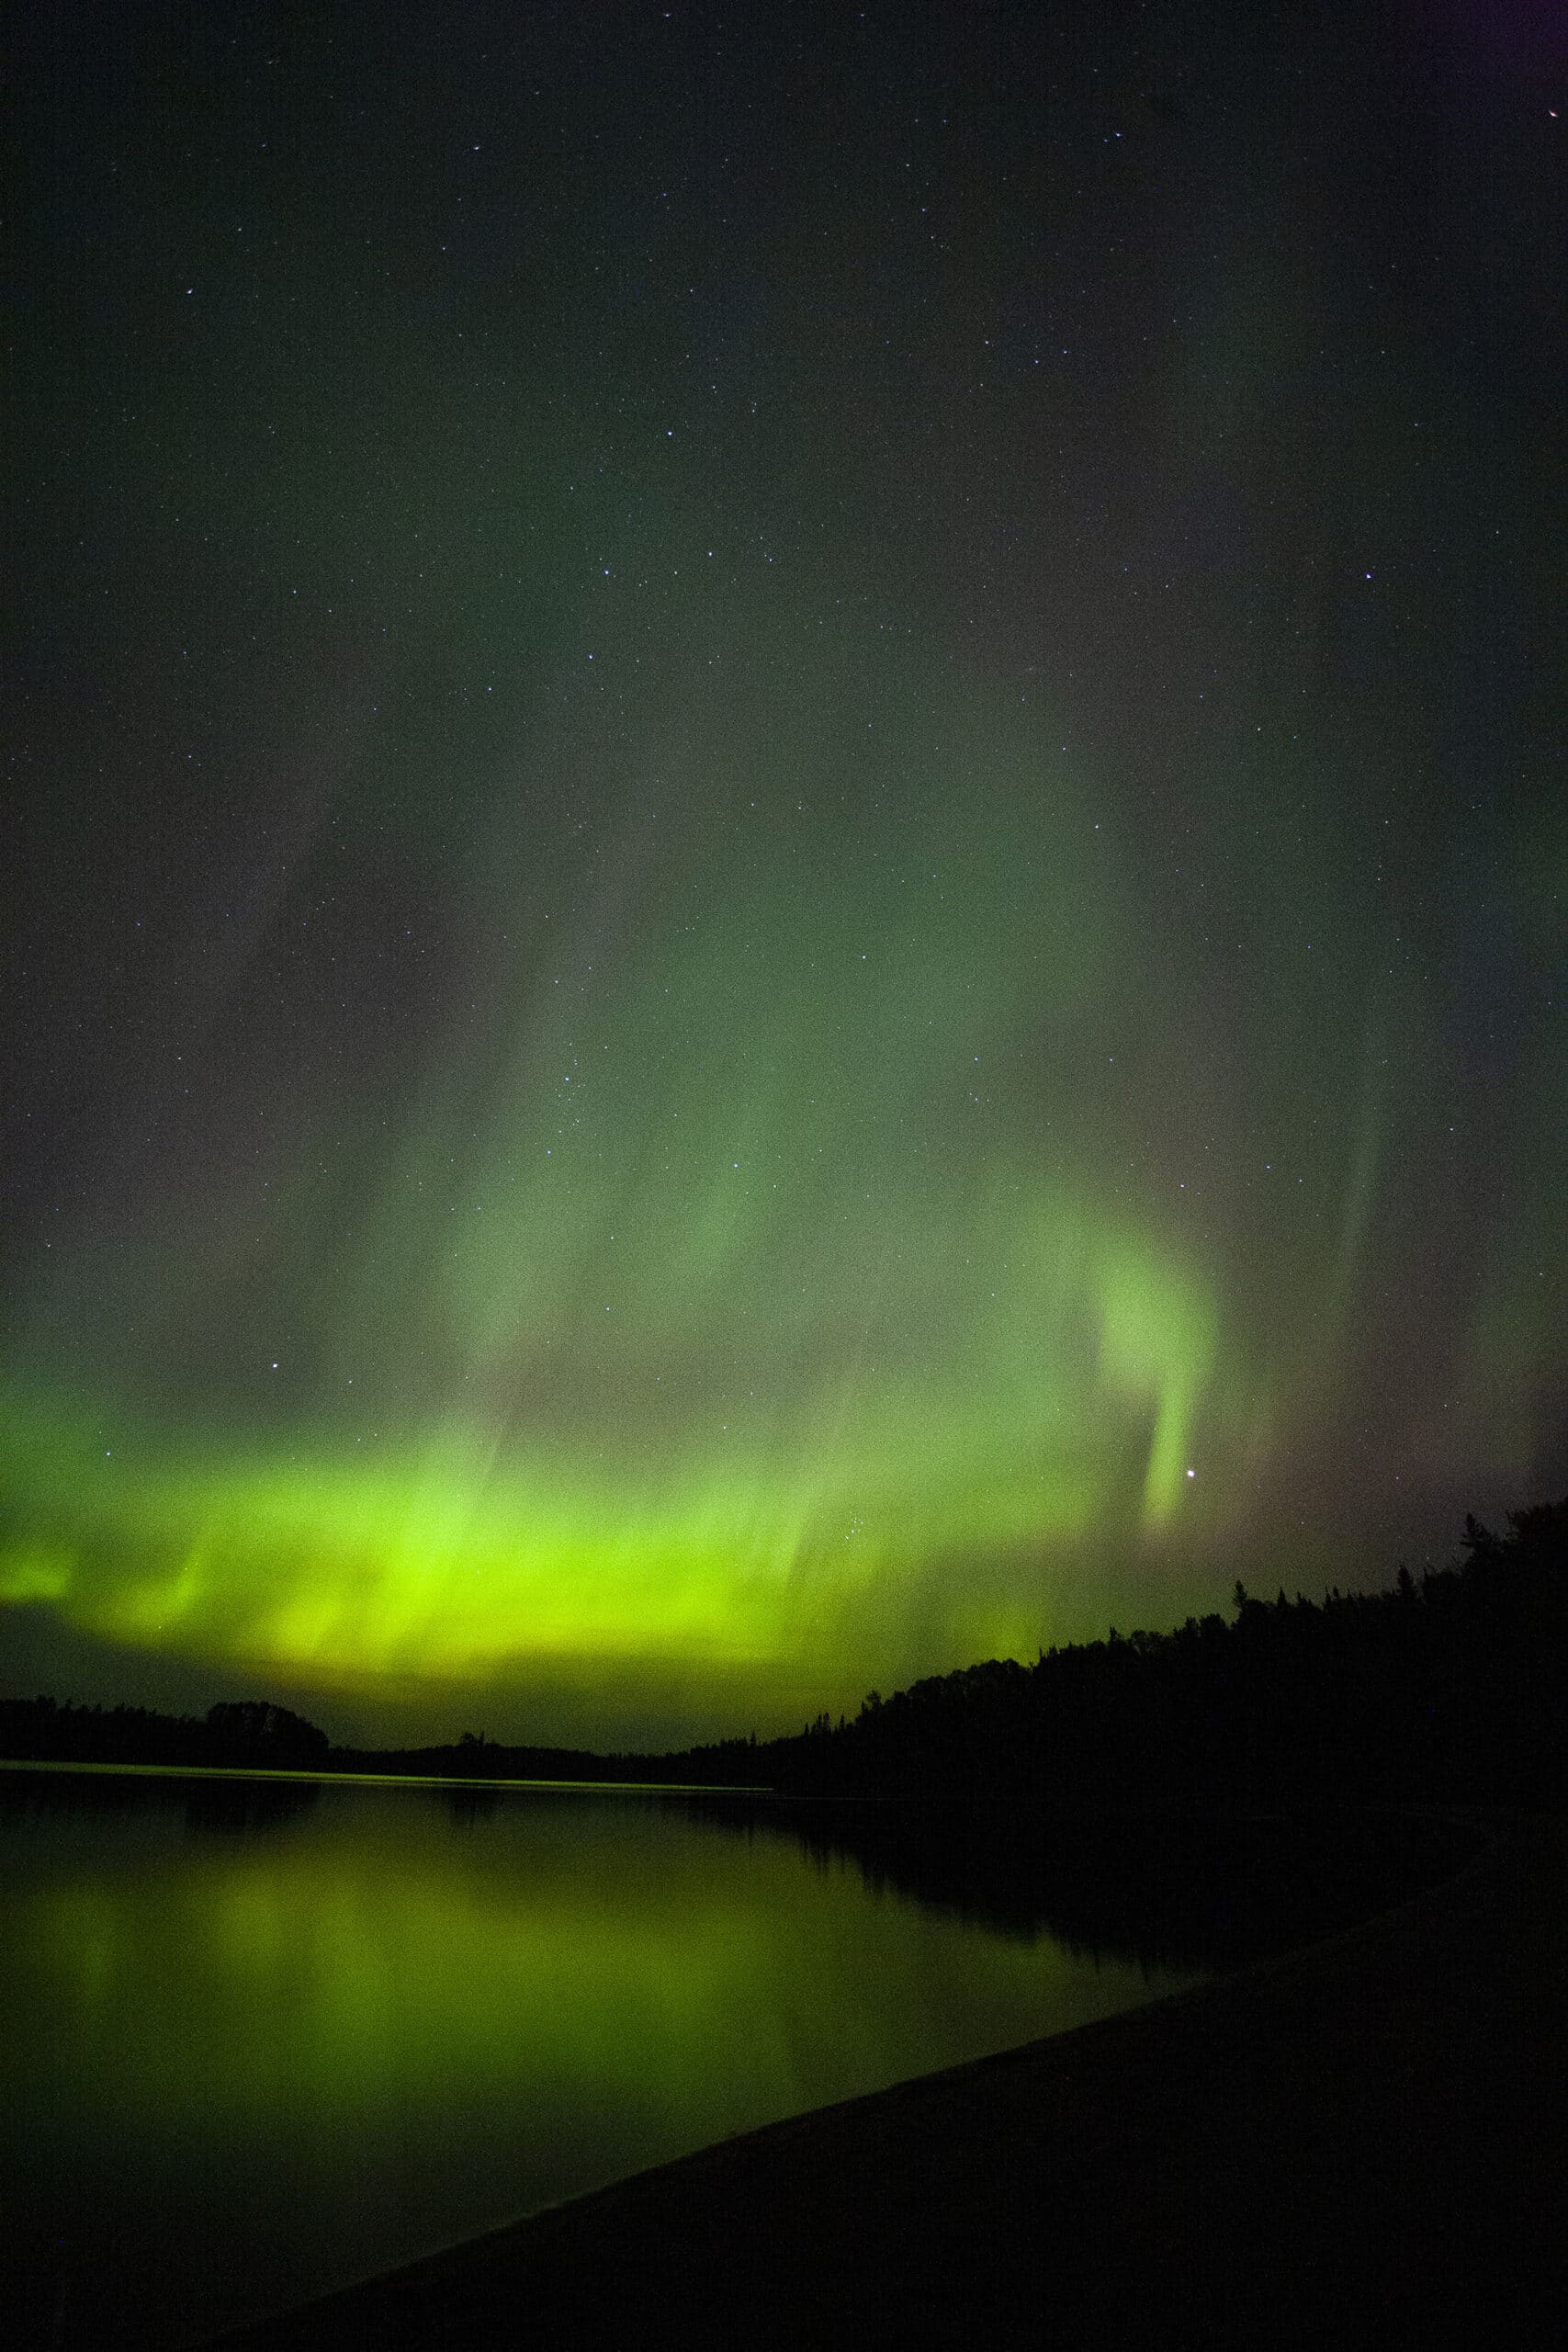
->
[
  {"left": 3, "top": 1504, "right": 1562, "bottom": 1808},
  {"left": 761, "top": 1504, "right": 1567, "bottom": 1808},
  {"left": 327, "top": 1724, "right": 768, "bottom": 1786},
  {"left": 0, "top": 1696, "right": 765, "bottom": 1789},
  {"left": 0, "top": 1694, "right": 329, "bottom": 1772}
]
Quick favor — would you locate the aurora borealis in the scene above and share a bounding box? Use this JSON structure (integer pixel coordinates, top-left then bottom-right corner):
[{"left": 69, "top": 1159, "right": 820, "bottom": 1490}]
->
[{"left": 5, "top": 1, "right": 1562, "bottom": 1746}]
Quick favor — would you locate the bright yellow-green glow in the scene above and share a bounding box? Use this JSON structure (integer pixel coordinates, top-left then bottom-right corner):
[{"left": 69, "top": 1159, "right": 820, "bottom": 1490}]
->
[
  {"left": 6, "top": 0, "right": 1558, "bottom": 1763},
  {"left": 11, "top": 657, "right": 1526, "bottom": 1746},
  {"left": 0, "top": 735, "right": 1273, "bottom": 1736},
  {"left": 1, "top": 1170, "right": 1222, "bottom": 1713},
  {"left": 0, "top": 1546, "right": 74, "bottom": 1605}
]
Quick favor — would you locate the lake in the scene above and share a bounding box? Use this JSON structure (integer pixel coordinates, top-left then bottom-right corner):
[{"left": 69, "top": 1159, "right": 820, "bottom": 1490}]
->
[{"left": 0, "top": 1764, "right": 1212, "bottom": 2347}]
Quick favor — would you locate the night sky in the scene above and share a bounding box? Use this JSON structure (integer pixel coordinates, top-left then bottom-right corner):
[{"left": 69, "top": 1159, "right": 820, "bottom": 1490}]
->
[{"left": 5, "top": 1, "right": 1562, "bottom": 1747}]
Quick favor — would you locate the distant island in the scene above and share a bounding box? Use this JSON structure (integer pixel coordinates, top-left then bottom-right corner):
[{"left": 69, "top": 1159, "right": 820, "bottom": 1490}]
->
[{"left": 4, "top": 1503, "right": 1562, "bottom": 1811}]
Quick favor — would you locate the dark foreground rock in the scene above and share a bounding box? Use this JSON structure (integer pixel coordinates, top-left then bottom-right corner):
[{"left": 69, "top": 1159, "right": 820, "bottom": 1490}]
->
[{"left": 207, "top": 1815, "right": 1565, "bottom": 2350}]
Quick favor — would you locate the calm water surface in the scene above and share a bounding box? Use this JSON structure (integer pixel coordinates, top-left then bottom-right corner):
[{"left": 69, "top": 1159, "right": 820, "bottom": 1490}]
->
[{"left": 1, "top": 1769, "right": 1201, "bottom": 2347}]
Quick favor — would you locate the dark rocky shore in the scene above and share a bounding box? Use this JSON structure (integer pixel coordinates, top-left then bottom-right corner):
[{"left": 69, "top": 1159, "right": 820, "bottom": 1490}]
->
[{"left": 208, "top": 1815, "right": 1564, "bottom": 2351}]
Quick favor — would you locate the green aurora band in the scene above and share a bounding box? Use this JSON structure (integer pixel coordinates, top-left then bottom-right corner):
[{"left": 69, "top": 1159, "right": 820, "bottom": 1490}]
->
[
  {"left": 4, "top": 734, "right": 1237, "bottom": 1727},
  {"left": 4, "top": 652, "right": 1557, "bottom": 1744},
  {"left": 5, "top": 1, "right": 1561, "bottom": 1747}
]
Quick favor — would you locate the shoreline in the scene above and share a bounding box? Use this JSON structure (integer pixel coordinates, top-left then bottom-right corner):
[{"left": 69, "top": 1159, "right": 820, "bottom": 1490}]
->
[
  {"left": 0, "top": 1756, "right": 773, "bottom": 1796},
  {"left": 206, "top": 1811, "right": 1565, "bottom": 2349}
]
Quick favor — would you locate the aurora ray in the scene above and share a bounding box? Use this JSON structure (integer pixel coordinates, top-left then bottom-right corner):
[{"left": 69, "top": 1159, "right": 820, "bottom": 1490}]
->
[{"left": 4, "top": 0, "right": 1560, "bottom": 1746}]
